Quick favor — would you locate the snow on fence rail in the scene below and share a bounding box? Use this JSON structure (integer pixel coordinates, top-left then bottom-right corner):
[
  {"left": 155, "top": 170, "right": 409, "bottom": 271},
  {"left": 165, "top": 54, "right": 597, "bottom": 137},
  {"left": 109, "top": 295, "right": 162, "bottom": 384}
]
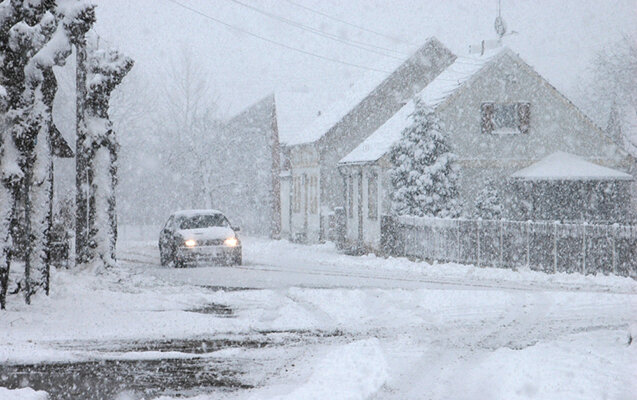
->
[{"left": 380, "top": 216, "right": 637, "bottom": 278}]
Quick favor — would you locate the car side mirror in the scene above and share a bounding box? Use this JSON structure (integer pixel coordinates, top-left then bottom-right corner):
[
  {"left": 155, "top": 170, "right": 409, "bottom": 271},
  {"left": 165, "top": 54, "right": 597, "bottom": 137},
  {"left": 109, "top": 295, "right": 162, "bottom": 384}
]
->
[{"left": 232, "top": 226, "right": 240, "bottom": 232}]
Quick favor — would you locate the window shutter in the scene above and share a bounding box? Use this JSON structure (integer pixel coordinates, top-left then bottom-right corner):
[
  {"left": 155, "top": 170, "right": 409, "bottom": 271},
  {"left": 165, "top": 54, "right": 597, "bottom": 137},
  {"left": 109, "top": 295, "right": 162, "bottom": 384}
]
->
[
  {"left": 517, "top": 102, "right": 530, "bottom": 134},
  {"left": 481, "top": 102, "right": 494, "bottom": 134}
]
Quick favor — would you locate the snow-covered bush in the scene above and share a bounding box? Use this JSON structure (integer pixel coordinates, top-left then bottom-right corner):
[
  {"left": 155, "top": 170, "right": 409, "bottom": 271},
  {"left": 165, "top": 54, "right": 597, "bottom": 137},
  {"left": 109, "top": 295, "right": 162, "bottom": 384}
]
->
[
  {"left": 473, "top": 178, "right": 504, "bottom": 219},
  {"left": 0, "top": 0, "right": 95, "bottom": 307},
  {"left": 389, "top": 98, "right": 461, "bottom": 218},
  {"left": 83, "top": 39, "right": 134, "bottom": 269}
]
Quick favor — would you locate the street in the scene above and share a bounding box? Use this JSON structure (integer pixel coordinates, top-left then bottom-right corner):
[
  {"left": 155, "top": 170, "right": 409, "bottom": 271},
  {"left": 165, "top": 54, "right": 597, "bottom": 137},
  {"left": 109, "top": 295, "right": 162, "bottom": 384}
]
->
[{"left": 1, "top": 237, "right": 635, "bottom": 399}]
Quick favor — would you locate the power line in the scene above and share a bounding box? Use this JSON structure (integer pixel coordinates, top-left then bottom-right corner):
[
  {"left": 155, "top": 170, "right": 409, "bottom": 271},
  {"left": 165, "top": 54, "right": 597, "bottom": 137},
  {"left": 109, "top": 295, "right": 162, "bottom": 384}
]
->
[
  {"left": 163, "top": 0, "right": 392, "bottom": 73},
  {"left": 224, "top": 0, "right": 408, "bottom": 59},
  {"left": 283, "top": 0, "right": 417, "bottom": 47}
]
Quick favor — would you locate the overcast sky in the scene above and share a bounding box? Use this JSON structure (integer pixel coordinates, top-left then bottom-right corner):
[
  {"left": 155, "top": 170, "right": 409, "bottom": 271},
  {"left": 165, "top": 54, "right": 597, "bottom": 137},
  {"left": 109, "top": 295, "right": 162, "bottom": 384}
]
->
[{"left": 92, "top": 0, "right": 635, "bottom": 118}]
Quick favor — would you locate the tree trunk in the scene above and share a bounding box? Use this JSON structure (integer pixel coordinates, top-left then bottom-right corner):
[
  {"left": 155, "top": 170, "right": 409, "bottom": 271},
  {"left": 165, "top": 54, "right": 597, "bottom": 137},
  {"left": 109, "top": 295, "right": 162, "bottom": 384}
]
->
[
  {"left": 23, "top": 159, "right": 32, "bottom": 304},
  {"left": 108, "top": 143, "right": 118, "bottom": 261},
  {"left": 75, "top": 41, "right": 90, "bottom": 265},
  {"left": 0, "top": 186, "right": 17, "bottom": 310}
]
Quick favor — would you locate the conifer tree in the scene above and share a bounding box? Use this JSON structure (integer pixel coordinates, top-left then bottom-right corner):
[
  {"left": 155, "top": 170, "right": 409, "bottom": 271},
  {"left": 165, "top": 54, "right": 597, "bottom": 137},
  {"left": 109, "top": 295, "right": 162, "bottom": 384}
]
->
[{"left": 389, "top": 98, "right": 461, "bottom": 218}]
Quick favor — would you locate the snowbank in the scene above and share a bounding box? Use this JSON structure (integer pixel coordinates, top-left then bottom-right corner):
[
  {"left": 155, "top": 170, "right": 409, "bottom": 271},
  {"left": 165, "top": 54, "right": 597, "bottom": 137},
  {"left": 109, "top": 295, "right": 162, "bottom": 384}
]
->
[
  {"left": 446, "top": 330, "right": 636, "bottom": 400},
  {"left": 0, "top": 387, "right": 48, "bottom": 400},
  {"left": 267, "top": 339, "right": 387, "bottom": 400}
]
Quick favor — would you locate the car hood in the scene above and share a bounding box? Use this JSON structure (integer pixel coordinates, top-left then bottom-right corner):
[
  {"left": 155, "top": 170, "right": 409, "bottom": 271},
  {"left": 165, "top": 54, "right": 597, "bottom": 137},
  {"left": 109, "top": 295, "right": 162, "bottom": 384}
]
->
[{"left": 176, "top": 227, "right": 236, "bottom": 241}]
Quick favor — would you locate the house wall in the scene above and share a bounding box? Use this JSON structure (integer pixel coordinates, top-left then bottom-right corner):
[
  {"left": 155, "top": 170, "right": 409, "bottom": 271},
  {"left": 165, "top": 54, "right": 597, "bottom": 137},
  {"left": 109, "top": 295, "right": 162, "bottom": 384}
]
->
[
  {"left": 279, "top": 176, "right": 291, "bottom": 238},
  {"left": 345, "top": 169, "right": 360, "bottom": 243},
  {"left": 434, "top": 52, "right": 632, "bottom": 215},
  {"left": 214, "top": 94, "right": 280, "bottom": 237}
]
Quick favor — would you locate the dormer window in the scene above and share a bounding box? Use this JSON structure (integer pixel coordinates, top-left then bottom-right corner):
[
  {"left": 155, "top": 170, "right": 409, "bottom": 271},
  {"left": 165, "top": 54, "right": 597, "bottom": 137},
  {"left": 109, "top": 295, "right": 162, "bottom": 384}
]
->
[{"left": 481, "top": 102, "right": 530, "bottom": 134}]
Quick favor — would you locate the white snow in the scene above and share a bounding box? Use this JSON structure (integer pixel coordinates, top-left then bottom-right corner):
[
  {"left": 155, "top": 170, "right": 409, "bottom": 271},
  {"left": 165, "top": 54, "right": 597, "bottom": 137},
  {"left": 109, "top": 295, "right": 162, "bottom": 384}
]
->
[
  {"left": 266, "top": 339, "right": 388, "bottom": 400},
  {"left": 1, "top": 236, "right": 635, "bottom": 399},
  {"left": 511, "top": 151, "right": 633, "bottom": 181},
  {"left": 340, "top": 47, "right": 506, "bottom": 164},
  {"left": 0, "top": 387, "right": 48, "bottom": 400},
  {"left": 173, "top": 209, "right": 225, "bottom": 218}
]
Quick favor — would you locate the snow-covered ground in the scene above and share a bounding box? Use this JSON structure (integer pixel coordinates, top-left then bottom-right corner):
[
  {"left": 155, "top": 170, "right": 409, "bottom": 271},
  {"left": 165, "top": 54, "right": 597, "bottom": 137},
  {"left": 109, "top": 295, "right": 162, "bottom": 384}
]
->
[{"left": 1, "top": 236, "right": 636, "bottom": 399}]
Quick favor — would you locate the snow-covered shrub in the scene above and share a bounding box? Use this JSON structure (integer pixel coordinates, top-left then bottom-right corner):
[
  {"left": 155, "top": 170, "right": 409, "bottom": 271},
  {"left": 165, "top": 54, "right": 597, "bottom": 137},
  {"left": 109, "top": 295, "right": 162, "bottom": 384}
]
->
[{"left": 473, "top": 178, "right": 504, "bottom": 219}]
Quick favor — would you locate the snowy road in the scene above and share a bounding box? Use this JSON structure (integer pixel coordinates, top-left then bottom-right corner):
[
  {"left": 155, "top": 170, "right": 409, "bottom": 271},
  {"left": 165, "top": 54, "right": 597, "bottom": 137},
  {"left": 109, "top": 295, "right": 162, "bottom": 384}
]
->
[{"left": 1, "top": 237, "right": 636, "bottom": 399}]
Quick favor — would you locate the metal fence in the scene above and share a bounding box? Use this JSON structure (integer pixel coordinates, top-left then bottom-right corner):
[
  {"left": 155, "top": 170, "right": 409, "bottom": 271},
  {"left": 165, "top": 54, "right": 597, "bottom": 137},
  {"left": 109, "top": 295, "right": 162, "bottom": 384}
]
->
[{"left": 381, "top": 215, "right": 637, "bottom": 278}]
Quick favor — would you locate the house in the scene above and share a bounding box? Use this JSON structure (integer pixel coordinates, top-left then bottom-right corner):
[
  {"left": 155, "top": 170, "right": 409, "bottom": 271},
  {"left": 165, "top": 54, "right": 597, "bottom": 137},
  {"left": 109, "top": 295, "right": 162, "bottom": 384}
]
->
[
  {"left": 279, "top": 37, "right": 456, "bottom": 243},
  {"left": 338, "top": 47, "right": 634, "bottom": 250},
  {"left": 212, "top": 94, "right": 281, "bottom": 238}
]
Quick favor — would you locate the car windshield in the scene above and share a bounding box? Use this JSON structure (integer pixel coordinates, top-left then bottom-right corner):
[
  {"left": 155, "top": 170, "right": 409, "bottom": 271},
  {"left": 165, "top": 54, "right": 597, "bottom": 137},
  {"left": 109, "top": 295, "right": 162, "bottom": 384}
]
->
[{"left": 177, "top": 214, "right": 229, "bottom": 229}]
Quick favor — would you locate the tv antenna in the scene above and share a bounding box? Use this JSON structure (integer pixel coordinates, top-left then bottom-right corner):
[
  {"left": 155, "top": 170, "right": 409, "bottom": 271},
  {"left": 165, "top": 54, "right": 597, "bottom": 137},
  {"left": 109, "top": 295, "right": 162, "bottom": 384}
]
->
[{"left": 494, "top": 0, "right": 507, "bottom": 40}]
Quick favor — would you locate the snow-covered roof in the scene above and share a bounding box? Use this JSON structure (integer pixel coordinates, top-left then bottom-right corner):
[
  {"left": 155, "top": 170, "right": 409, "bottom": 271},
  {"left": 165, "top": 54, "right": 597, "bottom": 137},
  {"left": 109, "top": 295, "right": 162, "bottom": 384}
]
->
[
  {"left": 275, "top": 91, "right": 333, "bottom": 146},
  {"left": 173, "top": 209, "right": 224, "bottom": 217},
  {"left": 282, "top": 72, "right": 393, "bottom": 146},
  {"left": 281, "top": 38, "right": 447, "bottom": 147},
  {"left": 340, "top": 47, "right": 507, "bottom": 164},
  {"left": 510, "top": 151, "right": 633, "bottom": 181}
]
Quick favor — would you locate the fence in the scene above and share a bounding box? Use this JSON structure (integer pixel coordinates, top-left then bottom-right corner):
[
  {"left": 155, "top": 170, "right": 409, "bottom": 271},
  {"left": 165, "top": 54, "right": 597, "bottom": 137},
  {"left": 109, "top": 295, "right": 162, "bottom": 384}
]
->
[{"left": 381, "top": 216, "right": 637, "bottom": 278}]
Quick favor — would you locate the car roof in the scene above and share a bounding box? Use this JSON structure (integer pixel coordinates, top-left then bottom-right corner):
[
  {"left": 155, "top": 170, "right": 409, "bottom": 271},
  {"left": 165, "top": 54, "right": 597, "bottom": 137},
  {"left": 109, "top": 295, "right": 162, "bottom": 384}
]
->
[{"left": 172, "top": 209, "right": 224, "bottom": 218}]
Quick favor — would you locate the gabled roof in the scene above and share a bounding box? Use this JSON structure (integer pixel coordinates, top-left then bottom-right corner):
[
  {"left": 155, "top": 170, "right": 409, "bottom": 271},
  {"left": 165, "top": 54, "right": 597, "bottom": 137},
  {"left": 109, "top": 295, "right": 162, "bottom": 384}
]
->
[
  {"left": 226, "top": 93, "right": 275, "bottom": 127},
  {"left": 340, "top": 47, "right": 507, "bottom": 164},
  {"left": 283, "top": 37, "right": 453, "bottom": 147},
  {"left": 510, "top": 151, "right": 633, "bottom": 181}
]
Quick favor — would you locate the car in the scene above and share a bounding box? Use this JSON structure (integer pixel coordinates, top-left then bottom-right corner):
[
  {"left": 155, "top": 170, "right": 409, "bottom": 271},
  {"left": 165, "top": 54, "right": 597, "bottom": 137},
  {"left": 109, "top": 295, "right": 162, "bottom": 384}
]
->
[{"left": 159, "top": 209, "right": 242, "bottom": 267}]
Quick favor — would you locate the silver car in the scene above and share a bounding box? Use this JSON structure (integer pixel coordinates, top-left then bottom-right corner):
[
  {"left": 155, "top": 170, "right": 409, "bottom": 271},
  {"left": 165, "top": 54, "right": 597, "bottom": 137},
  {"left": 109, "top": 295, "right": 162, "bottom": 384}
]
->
[{"left": 159, "top": 210, "right": 242, "bottom": 267}]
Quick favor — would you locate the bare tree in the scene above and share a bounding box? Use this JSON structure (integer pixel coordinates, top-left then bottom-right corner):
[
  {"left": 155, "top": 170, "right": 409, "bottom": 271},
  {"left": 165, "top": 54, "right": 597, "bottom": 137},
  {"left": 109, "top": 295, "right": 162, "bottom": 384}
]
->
[
  {"left": 155, "top": 47, "right": 226, "bottom": 209},
  {"left": 578, "top": 35, "right": 637, "bottom": 154}
]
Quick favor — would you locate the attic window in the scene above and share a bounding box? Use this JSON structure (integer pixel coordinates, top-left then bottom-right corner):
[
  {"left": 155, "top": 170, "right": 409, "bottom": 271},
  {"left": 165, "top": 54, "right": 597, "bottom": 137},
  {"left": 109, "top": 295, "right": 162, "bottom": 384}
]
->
[{"left": 481, "top": 102, "right": 530, "bottom": 134}]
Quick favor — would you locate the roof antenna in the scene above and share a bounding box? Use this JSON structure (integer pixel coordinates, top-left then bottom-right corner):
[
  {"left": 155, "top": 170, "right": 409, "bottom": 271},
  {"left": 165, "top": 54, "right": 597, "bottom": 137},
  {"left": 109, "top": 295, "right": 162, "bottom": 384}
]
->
[
  {"left": 494, "top": 0, "right": 507, "bottom": 42},
  {"left": 469, "top": 0, "right": 516, "bottom": 55}
]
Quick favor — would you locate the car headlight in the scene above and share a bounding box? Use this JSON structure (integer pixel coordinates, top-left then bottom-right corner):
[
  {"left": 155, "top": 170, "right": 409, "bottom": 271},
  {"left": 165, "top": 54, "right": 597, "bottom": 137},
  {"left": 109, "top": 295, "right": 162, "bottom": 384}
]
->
[
  {"left": 184, "top": 239, "right": 197, "bottom": 247},
  {"left": 224, "top": 237, "right": 238, "bottom": 247}
]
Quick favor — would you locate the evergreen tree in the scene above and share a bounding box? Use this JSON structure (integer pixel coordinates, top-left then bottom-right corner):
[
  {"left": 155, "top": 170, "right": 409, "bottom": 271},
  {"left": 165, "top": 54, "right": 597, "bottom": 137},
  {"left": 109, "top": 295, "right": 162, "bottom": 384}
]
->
[
  {"left": 473, "top": 178, "right": 504, "bottom": 219},
  {"left": 389, "top": 99, "right": 461, "bottom": 218}
]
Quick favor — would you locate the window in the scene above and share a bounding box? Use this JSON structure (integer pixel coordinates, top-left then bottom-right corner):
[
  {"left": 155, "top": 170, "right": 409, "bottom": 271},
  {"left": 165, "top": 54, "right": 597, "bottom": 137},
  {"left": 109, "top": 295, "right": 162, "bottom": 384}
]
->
[
  {"left": 367, "top": 173, "right": 378, "bottom": 220},
  {"left": 481, "top": 102, "right": 530, "bottom": 134},
  {"left": 347, "top": 175, "right": 354, "bottom": 218},
  {"left": 178, "top": 213, "right": 229, "bottom": 229}
]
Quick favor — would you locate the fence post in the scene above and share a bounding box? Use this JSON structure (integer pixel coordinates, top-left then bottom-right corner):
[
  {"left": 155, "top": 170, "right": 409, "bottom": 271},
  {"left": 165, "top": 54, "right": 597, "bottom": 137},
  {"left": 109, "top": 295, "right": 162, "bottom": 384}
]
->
[
  {"left": 499, "top": 219, "right": 504, "bottom": 268},
  {"left": 457, "top": 220, "right": 461, "bottom": 263},
  {"left": 582, "top": 223, "right": 586, "bottom": 275},
  {"left": 477, "top": 220, "right": 481, "bottom": 268},
  {"left": 612, "top": 224, "right": 617, "bottom": 275},
  {"left": 526, "top": 220, "right": 531, "bottom": 267},
  {"left": 553, "top": 221, "right": 558, "bottom": 274}
]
